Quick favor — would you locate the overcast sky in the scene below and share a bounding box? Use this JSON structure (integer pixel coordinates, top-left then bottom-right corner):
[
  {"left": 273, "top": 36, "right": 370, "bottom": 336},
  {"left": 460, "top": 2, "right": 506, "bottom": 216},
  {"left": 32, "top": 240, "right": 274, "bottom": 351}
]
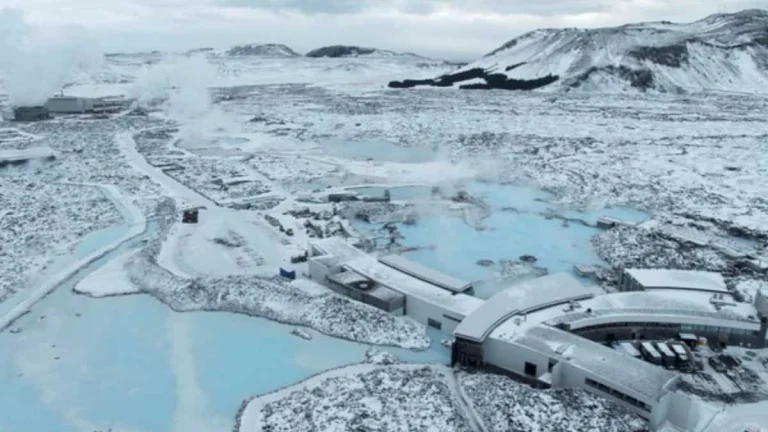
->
[{"left": 5, "top": 0, "right": 767, "bottom": 60}]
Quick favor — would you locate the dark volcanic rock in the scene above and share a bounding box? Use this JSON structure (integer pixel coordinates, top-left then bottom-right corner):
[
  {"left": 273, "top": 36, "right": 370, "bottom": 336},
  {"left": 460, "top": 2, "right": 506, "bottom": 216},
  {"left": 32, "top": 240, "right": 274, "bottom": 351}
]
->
[
  {"left": 568, "top": 65, "right": 655, "bottom": 91},
  {"left": 306, "top": 45, "right": 377, "bottom": 58},
  {"left": 389, "top": 66, "right": 558, "bottom": 91},
  {"left": 504, "top": 62, "right": 527, "bottom": 72},
  {"left": 226, "top": 44, "right": 300, "bottom": 57},
  {"left": 630, "top": 44, "right": 690, "bottom": 67}
]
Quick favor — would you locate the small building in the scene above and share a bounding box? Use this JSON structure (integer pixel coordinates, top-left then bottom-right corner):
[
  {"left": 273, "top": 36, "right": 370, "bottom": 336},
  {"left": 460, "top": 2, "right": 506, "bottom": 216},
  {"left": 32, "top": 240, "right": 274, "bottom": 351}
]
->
[
  {"left": 45, "top": 96, "right": 95, "bottom": 114},
  {"left": 596, "top": 216, "right": 621, "bottom": 229},
  {"left": 328, "top": 193, "right": 359, "bottom": 203},
  {"left": 0, "top": 147, "right": 56, "bottom": 168},
  {"left": 596, "top": 216, "right": 636, "bottom": 229},
  {"left": 12, "top": 106, "right": 51, "bottom": 122},
  {"left": 619, "top": 269, "right": 728, "bottom": 295},
  {"left": 279, "top": 268, "right": 297, "bottom": 280},
  {"left": 182, "top": 208, "right": 200, "bottom": 223}
]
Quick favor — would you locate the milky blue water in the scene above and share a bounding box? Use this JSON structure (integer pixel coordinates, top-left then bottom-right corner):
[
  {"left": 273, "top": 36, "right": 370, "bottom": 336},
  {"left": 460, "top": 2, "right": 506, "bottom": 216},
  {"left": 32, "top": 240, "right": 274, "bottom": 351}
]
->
[
  {"left": 72, "top": 224, "right": 129, "bottom": 258},
  {"left": 0, "top": 223, "right": 449, "bottom": 432},
  {"left": 353, "top": 182, "right": 647, "bottom": 298}
]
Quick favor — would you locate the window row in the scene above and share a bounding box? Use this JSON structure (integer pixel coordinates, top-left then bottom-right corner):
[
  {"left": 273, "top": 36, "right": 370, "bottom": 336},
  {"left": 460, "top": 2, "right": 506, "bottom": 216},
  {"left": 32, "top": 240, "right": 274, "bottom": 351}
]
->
[{"left": 585, "top": 378, "right": 651, "bottom": 412}]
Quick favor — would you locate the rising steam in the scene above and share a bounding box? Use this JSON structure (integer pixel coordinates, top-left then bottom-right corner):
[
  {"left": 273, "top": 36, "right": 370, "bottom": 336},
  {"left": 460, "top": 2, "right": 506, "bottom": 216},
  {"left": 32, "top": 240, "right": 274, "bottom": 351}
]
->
[{"left": 0, "top": 8, "right": 102, "bottom": 107}]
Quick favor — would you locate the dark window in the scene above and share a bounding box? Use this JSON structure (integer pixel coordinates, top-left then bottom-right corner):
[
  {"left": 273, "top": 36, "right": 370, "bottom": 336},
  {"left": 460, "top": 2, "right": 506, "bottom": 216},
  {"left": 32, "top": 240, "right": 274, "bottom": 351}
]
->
[
  {"left": 443, "top": 314, "right": 462, "bottom": 323},
  {"left": 524, "top": 362, "right": 537, "bottom": 377},
  {"left": 548, "top": 360, "right": 558, "bottom": 373},
  {"left": 585, "top": 378, "right": 651, "bottom": 413},
  {"left": 427, "top": 318, "right": 442, "bottom": 330}
]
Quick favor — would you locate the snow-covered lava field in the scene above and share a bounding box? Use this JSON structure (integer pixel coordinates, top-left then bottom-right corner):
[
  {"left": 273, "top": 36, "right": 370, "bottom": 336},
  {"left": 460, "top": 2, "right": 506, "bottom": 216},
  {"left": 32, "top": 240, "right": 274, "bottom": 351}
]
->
[{"left": 1, "top": 52, "right": 768, "bottom": 432}]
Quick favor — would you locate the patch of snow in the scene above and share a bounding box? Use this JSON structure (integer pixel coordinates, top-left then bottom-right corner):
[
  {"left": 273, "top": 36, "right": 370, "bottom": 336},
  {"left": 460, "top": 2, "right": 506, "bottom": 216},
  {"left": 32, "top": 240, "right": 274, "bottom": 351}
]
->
[{"left": 73, "top": 249, "right": 141, "bottom": 297}]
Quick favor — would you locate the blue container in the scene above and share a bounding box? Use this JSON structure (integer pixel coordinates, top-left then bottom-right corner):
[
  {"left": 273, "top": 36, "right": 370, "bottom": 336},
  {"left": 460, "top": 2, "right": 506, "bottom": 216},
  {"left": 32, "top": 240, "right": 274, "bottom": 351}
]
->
[{"left": 279, "top": 268, "right": 296, "bottom": 280}]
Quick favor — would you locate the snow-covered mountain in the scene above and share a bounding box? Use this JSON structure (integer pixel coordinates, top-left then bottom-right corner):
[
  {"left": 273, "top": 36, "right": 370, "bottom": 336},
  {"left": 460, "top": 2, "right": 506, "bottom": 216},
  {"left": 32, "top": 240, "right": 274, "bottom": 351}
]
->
[
  {"left": 225, "top": 44, "right": 300, "bottom": 57},
  {"left": 306, "top": 45, "right": 426, "bottom": 59},
  {"left": 390, "top": 9, "right": 768, "bottom": 93}
]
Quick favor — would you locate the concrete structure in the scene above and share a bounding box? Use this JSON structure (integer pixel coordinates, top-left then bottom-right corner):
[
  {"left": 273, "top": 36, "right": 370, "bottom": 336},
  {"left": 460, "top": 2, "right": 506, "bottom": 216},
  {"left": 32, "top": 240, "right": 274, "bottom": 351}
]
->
[
  {"left": 45, "top": 96, "right": 95, "bottom": 114},
  {"left": 596, "top": 216, "right": 636, "bottom": 229},
  {"left": 619, "top": 269, "right": 728, "bottom": 294},
  {"left": 755, "top": 290, "right": 768, "bottom": 347},
  {"left": 619, "top": 341, "right": 641, "bottom": 358},
  {"left": 378, "top": 254, "right": 474, "bottom": 294},
  {"left": 308, "top": 238, "right": 482, "bottom": 332},
  {"left": 0, "top": 147, "right": 56, "bottom": 168},
  {"left": 12, "top": 106, "right": 51, "bottom": 122},
  {"left": 327, "top": 270, "right": 405, "bottom": 314}
]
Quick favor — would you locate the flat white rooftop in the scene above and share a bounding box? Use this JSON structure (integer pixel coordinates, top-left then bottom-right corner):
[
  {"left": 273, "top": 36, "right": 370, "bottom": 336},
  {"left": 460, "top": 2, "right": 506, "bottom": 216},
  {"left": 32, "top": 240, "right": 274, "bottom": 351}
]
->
[
  {"left": 454, "top": 273, "right": 595, "bottom": 343},
  {"left": 515, "top": 325, "right": 678, "bottom": 402},
  {"left": 311, "top": 238, "right": 368, "bottom": 264},
  {"left": 625, "top": 269, "right": 727, "bottom": 294},
  {"left": 328, "top": 270, "right": 404, "bottom": 302},
  {"left": 583, "top": 289, "right": 757, "bottom": 322},
  {"left": 491, "top": 287, "right": 760, "bottom": 342},
  {"left": 344, "top": 257, "right": 483, "bottom": 318},
  {"left": 378, "top": 254, "right": 472, "bottom": 294}
]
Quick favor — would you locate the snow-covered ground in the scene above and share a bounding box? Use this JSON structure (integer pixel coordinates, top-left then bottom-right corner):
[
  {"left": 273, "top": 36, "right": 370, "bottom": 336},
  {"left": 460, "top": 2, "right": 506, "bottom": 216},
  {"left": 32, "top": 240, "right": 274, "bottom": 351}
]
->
[
  {"left": 459, "top": 372, "right": 646, "bottom": 432},
  {"left": 237, "top": 360, "right": 644, "bottom": 432},
  {"left": 2, "top": 49, "right": 768, "bottom": 431}
]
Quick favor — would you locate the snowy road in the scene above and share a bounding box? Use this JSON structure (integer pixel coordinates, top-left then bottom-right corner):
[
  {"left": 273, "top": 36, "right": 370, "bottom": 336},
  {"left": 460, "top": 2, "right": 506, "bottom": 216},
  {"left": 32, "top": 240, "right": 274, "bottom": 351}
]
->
[{"left": 119, "top": 131, "right": 297, "bottom": 278}]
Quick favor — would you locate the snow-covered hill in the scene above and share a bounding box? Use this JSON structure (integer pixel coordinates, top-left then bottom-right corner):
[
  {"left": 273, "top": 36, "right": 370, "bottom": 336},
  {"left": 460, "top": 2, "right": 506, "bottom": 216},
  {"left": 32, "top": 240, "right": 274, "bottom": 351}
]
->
[
  {"left": 306, "top": 45, "right": 426, "bottom": 59},
  {"left": 390, "top": 9, "right": 768, "bottom": 93},
  {"left": 225, "top": 44, "right": 300, "bottom": 57}
]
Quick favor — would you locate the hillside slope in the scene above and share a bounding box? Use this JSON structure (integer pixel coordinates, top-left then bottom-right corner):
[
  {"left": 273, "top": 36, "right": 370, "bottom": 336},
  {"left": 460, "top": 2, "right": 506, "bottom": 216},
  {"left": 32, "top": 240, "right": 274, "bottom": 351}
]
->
[
  {"left": 225, "top": 44, "right": 300, "bottom": 57},
  {"left": 306, "top": 45, "right": 426, "bottom": 59},
  {"left": 390, "top": 9, "right": 768, "bottom": 93}
]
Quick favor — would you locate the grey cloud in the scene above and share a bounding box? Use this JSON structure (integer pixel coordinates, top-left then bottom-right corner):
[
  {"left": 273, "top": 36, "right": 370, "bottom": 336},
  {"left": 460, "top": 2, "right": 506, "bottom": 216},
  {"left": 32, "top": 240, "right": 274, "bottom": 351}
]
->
[
  {"left": 215, "top": 0, "right": 617, "bottom": 15},
  {"left": 219, "top": 0, "right": 372, "bottom": 13}
]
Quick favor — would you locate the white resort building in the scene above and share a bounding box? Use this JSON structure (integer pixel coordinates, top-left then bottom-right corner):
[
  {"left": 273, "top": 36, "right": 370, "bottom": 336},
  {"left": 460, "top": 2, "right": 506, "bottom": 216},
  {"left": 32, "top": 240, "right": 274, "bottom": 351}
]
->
[
  {"left": 307, "top": 239, "right": 768, "bottom": 430},
  {"left": 309, "top": 238, "right": 482, "bottom": 333}
]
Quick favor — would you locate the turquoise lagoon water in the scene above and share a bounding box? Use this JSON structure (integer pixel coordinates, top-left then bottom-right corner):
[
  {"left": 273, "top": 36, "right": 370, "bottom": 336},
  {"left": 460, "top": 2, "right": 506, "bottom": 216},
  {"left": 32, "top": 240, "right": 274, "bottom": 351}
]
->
[
  {"left": 0, "top": 224, "right": 448, "bottom": 432},
  {"left": 353, "top": 182, "right": 647, "bottom": 298}
]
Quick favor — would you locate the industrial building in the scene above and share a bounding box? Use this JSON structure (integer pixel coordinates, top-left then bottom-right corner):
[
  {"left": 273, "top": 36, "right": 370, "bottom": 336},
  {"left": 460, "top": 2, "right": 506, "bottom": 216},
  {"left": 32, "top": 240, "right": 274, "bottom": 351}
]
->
[
  {"left": 45, "top": 96, "right": 95, "bottom": 114},
  {"left": 619, "top": 269, "right": 728, "bottom": 294},
  {"left": 0, "top": 147, "right": 56, "bottom": 168},
  {"left": 11, "top": 106, "right": 51, "bottom": 122}
]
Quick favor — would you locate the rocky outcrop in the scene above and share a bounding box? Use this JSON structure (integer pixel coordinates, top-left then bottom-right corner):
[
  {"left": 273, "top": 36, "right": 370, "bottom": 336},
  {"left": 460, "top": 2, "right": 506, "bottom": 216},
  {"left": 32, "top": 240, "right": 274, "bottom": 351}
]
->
[
  {"left": 226, "top": 44, "right": 300, "bottom": 57},
  {"left": 389, "top": 68, "right": 559, "bottom": 91},
  {"left": 306, "top": 45, "right": 379, "bottom": 58}
]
